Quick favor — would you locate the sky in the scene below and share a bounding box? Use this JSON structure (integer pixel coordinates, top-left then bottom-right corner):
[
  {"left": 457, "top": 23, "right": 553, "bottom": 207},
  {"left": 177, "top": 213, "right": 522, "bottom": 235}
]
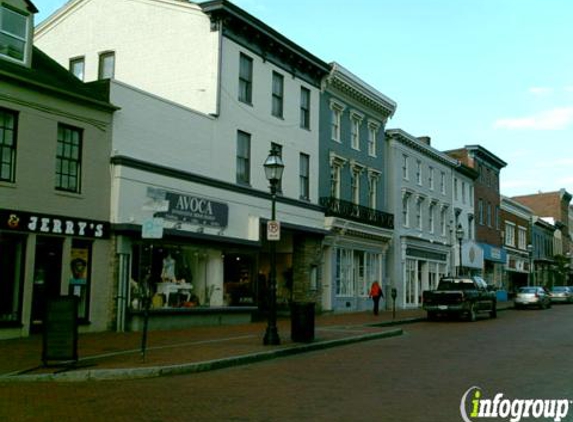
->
[{"left": 34, "top": 0, "right": 573, "bottom": 198}]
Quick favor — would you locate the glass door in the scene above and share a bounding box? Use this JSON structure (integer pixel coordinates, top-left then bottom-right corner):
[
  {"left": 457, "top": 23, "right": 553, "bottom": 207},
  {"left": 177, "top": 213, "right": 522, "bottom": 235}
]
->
[{"left": 31, "top": 236, "right": 63, "bottom": 330}]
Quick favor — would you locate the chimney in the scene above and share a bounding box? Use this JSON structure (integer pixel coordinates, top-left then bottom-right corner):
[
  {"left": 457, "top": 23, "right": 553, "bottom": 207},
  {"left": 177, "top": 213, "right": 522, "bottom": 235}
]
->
[{"left": 417, "top": 136, "right": 431, "bottom": 145}]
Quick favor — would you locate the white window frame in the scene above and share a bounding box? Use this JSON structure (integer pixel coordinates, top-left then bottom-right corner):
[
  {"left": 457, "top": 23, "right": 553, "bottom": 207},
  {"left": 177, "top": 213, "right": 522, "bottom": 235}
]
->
[
  {"left": 350, "top": 111, "right": 364, "bottom": 150},
  {"left": 0, "top": 5, "right": 29, "bottom": 64},
  {"left": 368, "top": 169, "right": 380, "bottom": 210},
  {"left": 330, "top": 99, "right": 345, "bottom": 142},
  {"left": 518, "top": 226, "right": 527, "bottom": 250},
  {"left": 402, "top": 191, "right": 411, "bottom": 228},
  {"left": 402, "top": 154, "right": 409, "bottom": 180},
  {"left": 367, "top": 120, "right": 379, "bottom": 157},
  {"left": 329, "top": 153, "right": 347, "bottom": 199},
  {"left": 416, "top": 160, "right": 422, "bottom": 185},
  {"left": 440, "top": 171, "right": 446, "bottom": 194},
  {"left": 505, "top": 222, "right": 516, "bottom": 247},
  {"left": 428, "top": 167, "right": 434, "bottom": 190}
]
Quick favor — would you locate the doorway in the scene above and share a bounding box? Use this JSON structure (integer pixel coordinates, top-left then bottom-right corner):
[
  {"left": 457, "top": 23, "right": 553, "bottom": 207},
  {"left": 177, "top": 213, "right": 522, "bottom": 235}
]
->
[{"left": 31, "top": 237, "right": 63, "bottom": 331}]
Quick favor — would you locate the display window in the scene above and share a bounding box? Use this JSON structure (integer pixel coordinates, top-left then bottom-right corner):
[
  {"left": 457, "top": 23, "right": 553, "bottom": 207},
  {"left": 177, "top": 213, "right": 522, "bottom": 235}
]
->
[
  {"left": 68, "top": 239, "right": 92, "bottom": 321},
  {"left": 0, "top": 233, "right": 26, "bottom": 325},
  {"left": 223, "top": 253, "right": 256, "bottom": 306}
]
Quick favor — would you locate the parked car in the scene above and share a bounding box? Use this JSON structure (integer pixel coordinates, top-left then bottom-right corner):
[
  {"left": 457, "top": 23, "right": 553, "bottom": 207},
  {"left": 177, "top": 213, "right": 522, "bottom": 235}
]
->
[
  {"left": 549, "top": 286, "right": 573, "bottom": 304},
  {"left": 514, "top": 286, "right": 552, "bottom": 309},
  {"left": 422, "top": 276, "right": 497, "bottom": 321}
]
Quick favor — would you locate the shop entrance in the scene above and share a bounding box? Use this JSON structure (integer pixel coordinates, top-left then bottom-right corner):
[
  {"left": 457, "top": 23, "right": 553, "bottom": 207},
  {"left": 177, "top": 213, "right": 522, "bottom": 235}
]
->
[{"left": 31, "top": 236, "right": 63, "bottom": 331}]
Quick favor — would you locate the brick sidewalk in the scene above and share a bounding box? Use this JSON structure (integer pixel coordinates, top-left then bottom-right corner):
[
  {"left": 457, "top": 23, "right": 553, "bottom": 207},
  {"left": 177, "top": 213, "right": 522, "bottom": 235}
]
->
[{"left": 0, "top": 304, "right": 510, "bottom": 382}]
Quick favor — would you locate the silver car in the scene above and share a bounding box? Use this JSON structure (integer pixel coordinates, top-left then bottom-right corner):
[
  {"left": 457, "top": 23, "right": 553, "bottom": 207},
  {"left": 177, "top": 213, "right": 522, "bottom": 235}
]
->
[
  {"left": 514, "top": 286, "right": 552, "bottom": 309},
  {"left": 550, "top": 286, "right": 573, "bottom": 304}
]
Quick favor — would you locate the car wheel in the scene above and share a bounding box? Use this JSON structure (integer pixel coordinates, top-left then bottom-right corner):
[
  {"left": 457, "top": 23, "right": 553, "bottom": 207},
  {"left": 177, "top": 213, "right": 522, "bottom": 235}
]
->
[{"left": 467, "top": 303, "right": 477, "bottom": 322}]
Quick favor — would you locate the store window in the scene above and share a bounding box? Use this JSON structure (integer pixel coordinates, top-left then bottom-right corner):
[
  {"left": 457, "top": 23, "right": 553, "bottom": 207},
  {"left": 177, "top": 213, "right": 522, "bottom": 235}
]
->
[
  {"left": 335, "top": 248, "right": 353, "bottom": 296},
  {"left": 0, "top": 234, "right": 25, "bottom": 324},
  {"left": 223, "top": 253, "right": 256, "bottom": 306}
]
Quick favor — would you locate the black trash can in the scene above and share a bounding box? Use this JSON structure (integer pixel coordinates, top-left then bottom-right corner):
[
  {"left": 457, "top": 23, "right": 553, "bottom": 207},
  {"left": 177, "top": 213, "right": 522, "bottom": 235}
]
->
[{"left": 290, "top": 302, "right": 315, "bottom": 343}]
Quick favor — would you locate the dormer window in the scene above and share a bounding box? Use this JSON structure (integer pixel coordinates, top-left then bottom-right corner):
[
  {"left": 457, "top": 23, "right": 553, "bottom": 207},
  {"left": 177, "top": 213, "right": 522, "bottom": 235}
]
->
[{"left": 0, "top": 5, "right": 29, "bottom": 64}]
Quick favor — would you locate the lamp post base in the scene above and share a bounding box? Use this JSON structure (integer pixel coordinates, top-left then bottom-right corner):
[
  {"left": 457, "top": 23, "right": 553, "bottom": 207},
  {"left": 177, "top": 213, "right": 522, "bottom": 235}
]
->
[{"left": 263, "top": 326, "right": 280, "bottom": 345}]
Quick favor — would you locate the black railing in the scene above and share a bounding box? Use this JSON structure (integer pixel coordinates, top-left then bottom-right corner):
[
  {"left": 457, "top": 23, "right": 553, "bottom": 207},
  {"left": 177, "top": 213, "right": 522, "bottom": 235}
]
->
[{"left": 320, "top": 197, "right": 394, "bottom": 230}]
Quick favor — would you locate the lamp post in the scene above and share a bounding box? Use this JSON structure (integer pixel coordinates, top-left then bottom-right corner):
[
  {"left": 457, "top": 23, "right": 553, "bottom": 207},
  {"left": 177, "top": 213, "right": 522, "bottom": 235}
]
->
[
  {"left": 263, "top": 146, "right": 284, "bottom": 346},
  {"left": 456, "top": 224, "right": 464, "bottom": 277},
  {"left": 527, "top": 244, "right": 533, "bottom": 287}
]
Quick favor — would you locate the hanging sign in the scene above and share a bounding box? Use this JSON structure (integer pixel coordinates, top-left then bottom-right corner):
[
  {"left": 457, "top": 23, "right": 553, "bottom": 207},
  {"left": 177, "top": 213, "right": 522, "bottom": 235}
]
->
[{"left": 267, "top": 220, "right": 281, "bottom": 241}]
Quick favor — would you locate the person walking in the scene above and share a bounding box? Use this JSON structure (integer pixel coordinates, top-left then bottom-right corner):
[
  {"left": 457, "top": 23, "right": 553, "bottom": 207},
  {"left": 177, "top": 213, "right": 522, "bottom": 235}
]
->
[{"left": 369, "top": 281, "right": 384, "bottom": 316}]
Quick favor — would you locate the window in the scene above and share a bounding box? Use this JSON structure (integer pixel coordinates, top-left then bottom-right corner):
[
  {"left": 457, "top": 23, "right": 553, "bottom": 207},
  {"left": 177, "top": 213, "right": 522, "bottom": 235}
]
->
[
  {"left": 487, "top": 202, "right": 492, "bottom": 227},
  {"left": 0, "top": 108, "right": 17, "bottom": 183},
  {"left": 441, "top": 207, "right": 447, "bottom": 236},
  {"left": 300, "top": 87, "right": 310, "bottom": 129},
  {"left": 69, "top": 57, "right": 85, "bottom": 81},
  {"left": 518, "top": 226, "right": 527, "bottom": 250},
  {"left": 368, "top": 174, "right": 378, "bottom": 209},
  {"left": 271, "top": 142, "right": 282, "bottom": 193},
  {"left": 429, "top": 203, "right": 435, "bottom": 233},
  {"left": 416, "top": 160, "right": 422, "bottom": 185},
  {"left": 350, "top": 112, "right": 363, "bottom": 150},
  {"left": 453, "top": 178, "right": 458, "bottom": 200},
  {"left": 416, "top": 198, "right": 423, "bottom": 230},
  {"left": 402, "top": 194, "right": 410, "bottom": 227},
  {"left": 351, "top": 169, "right": 360, "bottom": 205},
  {"left": 70, "top": 239, "right": 92, "bottom": 321},
  {"left": 495, "top": 206, "right": 500, "bottom": 230},
  {"left": 428, "top": 167, "right": 434, "bottom": 190},
  {"left": 238, "top": 53, "right": 253, "bottom": 104},
  {"left": 440, "top": 171, "right": 446, "bottom": 194},
  {"left": 0, "top": 5, "right": 28, "bottom": 63},
  {"left": 98, "top": 51, "right": 115, "bottom": 79},
  {"left": 236, "top": 131, "right": 251, "bottom": 185},
  {"left": 0, "top": 234, "right": 25, "bottom": 323},
  {"left": 335, "top": 248, "right": 353, "bottom": 296},
  {"left": 505, "top": 222, "right": 516, "bottom": 247},
  {"left": 271, "top": 72, "right": 284, "bottom": 118},
  {"left": 469, "top": 185, "right": 474, "bottom": 206},
  {"left": 478, "top": 199, "right": 484, "bottom": 225},
  {"left": 466, "top": 217, "right": 475, "bottom": 240},
  {"left": 461, "top": 181, "right": 466, "bottom": 204},
  {"left": 402, "top": 155, "right": 409, "bottom": 180},
  {"left": 55, "top": 124, "right": 82, "bottom": 193},
  {"left": 368, "top": 123, "right": 378, "bottom": 157},
  {"left": 330, "top": 100, "right": 344, "bottom": 142},
  {"left": 299, "top": 153, "right": 309, "bottom": 200},
  {"left": 331, "top": 163, "right": 341, "bottom": 199}
]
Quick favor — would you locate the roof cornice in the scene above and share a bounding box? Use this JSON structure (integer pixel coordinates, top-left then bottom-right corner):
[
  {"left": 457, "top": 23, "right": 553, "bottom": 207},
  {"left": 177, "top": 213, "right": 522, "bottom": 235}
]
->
[
  {"left": 386, "top": 128, "right": 458, "bottom": 167},
  {"left": 463, "top": 144, "right": 507, "bottom": 169},
  {"left": 325, "top": 62, "right": 397, "bottom": 119},
  {"left": 200, "top": 0, "right": 329, "bottom": 85}
]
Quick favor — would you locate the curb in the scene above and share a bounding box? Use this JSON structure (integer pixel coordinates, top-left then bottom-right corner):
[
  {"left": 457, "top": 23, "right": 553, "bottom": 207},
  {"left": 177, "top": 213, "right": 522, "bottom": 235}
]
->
[{"left": 0, "top": 328, "right": 403, "bottom": 383}]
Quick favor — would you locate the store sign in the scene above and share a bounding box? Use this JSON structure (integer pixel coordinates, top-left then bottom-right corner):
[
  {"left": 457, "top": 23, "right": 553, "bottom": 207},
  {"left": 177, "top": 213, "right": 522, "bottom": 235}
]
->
[
  {"left": 156, "top": 192, "right": 228, "bottom": 228},
  {"left": 0, "top": 209, "right": 109, "bottom": 239}
]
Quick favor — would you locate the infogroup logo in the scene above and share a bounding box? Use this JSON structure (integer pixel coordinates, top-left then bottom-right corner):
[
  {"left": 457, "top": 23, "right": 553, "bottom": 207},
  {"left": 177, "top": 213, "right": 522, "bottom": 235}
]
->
[{"left": 460, "top": 386, "right": 571, "bottom": 422}]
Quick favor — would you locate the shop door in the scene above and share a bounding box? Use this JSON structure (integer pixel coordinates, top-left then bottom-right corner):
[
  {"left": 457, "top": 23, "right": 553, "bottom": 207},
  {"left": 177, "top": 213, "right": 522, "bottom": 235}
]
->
[{"left": 31, "top": 237, "right": 63, "bottom": 330}]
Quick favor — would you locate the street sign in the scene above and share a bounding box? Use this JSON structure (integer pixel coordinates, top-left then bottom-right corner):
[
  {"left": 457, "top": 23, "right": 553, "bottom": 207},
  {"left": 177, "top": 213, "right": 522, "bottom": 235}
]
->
[
  {"left": 142, "top": 217, "right": 164, "bottom": 239},
  {"left": 267, "top": 220, "right": 280, "bottom": 241}
]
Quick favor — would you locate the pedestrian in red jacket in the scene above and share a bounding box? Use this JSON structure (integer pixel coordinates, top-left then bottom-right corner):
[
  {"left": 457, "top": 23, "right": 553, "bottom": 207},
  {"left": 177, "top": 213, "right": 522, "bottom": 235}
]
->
[{"left": 369, "top": 281, "right": 384, "bottom": 315}]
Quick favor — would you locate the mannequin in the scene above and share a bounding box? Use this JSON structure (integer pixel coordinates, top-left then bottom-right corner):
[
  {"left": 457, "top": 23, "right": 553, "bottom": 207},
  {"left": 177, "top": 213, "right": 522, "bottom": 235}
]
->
[{"left": 161, "top": 253, "right": 176, "bottom": 282}]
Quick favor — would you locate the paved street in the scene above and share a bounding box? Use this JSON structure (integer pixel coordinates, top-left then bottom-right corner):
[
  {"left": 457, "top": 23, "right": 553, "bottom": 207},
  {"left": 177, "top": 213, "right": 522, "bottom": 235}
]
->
[{"left": 2, "top": 305, "right": 573, "bottom": 422}]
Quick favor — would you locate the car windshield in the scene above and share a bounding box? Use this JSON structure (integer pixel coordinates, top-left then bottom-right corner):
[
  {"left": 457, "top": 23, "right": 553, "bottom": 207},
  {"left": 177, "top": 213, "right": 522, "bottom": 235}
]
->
[{"left": 518, "top": 287, "right": 538, "bottom": 294}]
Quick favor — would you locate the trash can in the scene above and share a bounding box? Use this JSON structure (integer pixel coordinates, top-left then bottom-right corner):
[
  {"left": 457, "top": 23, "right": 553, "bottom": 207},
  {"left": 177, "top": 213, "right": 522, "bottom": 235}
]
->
[{"left": 290, "top": 302, "right": 315, "bottom": 343}]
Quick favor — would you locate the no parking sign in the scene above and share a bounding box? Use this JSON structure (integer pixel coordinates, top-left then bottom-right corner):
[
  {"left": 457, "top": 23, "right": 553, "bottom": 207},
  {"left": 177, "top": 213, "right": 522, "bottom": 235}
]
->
[{"left": 267, "top": 220, "right": 280, "bottom": 241}]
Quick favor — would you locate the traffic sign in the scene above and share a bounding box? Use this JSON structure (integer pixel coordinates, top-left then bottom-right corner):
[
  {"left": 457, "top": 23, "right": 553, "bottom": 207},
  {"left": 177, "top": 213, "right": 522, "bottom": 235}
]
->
[{"left": 267, "top": 220, "right": 280, "bottom": 241}]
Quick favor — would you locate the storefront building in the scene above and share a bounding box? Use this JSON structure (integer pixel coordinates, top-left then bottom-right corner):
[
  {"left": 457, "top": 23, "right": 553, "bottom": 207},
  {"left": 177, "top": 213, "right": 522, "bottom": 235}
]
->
[
  {"left": 319, "top": 63, "right": 396, "bottom": 312},
  {"left": 386, "top": 130, "right": 460, "bottom": 308},
  {"left": 0, "top": 2, "right": 116, "bottom": 338}
]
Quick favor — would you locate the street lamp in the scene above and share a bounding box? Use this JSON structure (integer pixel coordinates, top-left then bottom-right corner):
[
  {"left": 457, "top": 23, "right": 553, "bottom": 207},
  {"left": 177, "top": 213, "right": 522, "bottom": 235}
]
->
[
  {"left": 456, "top": 224, "right": 464, "bottom": 277},
  {"left": 263, "top": 145, "right": 284, "bottom": 346},
  {"left": 527, "top": 244, "right": 534, "bottom": 287}
]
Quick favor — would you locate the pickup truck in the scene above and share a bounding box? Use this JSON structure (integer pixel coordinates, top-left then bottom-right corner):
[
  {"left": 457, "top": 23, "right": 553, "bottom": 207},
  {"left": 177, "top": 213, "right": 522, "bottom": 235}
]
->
[{"left": 422, "top": 276, "right": 497, "bottom": 321}]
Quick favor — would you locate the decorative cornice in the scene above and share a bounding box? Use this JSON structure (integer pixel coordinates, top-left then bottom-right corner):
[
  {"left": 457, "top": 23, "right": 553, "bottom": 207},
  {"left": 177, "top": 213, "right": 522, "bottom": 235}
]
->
[
  {"left": 386, "top": 128, "right": 459, "bottom": 167},
  {"left": 200, "top": 0, "right": 330, "bottom": 87},
  {"left": 325, "top": 62, "right": 397, "bottom": 119}
]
